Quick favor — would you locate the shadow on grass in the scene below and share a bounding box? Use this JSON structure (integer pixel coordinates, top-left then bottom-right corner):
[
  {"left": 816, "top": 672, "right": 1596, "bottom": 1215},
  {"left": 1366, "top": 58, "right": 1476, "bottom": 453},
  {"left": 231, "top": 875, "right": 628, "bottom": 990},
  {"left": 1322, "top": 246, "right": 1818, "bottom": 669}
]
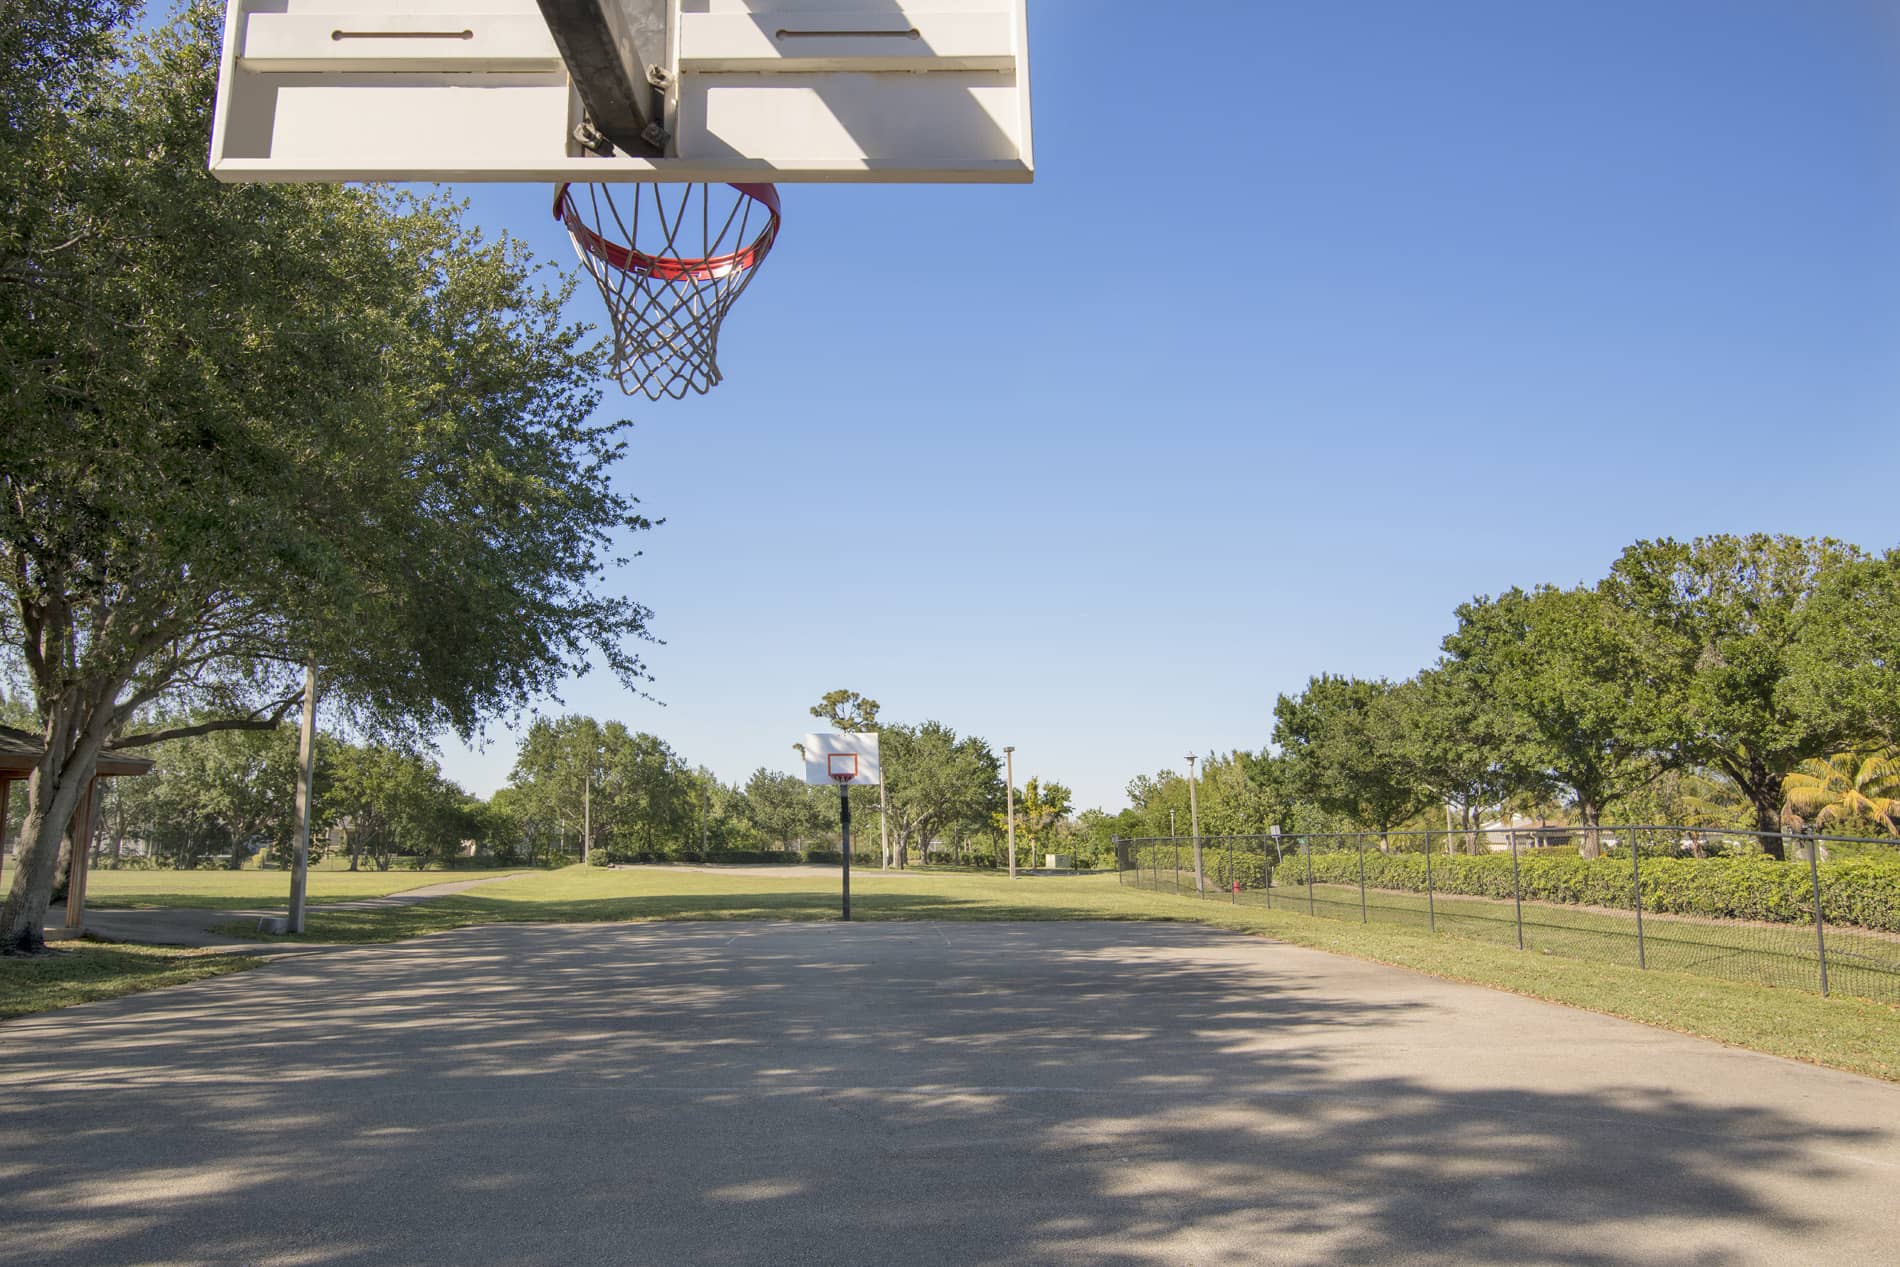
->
[
  {"left": 2, "top": 922, "right": 1891, "bottom": 1265},
  {"left": 213, "top": 889, "right": 1174, "bottom": 944}
]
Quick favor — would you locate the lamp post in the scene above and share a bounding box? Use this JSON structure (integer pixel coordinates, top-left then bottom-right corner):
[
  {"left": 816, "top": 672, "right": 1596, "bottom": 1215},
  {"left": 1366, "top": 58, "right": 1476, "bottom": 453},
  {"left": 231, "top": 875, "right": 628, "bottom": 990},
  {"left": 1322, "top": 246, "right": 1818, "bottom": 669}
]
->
[
  {"left": 1186, "top": 752, "right": 1202, "bottom": 894},
  {"left": 1004, "top": 746, "right": 1016, "bottom": 880}
]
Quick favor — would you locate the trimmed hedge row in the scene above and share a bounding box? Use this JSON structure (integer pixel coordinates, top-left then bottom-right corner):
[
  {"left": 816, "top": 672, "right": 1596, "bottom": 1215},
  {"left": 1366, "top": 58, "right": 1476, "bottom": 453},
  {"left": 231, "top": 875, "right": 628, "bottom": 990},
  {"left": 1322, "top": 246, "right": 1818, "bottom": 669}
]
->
[
  {"left": 1265, "top": 851, "right": 1900, "bottom": 934},
  {"left": 1133, "top": 844, "right": 1271, "bottom": 889}
]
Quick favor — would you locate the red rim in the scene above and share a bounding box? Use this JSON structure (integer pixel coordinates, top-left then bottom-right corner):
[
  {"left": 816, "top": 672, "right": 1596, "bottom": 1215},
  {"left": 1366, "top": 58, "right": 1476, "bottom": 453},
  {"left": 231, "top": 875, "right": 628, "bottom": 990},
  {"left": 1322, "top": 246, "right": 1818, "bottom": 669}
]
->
[{"left": 553, "top": 182, "right": 780, "bottom": 282}]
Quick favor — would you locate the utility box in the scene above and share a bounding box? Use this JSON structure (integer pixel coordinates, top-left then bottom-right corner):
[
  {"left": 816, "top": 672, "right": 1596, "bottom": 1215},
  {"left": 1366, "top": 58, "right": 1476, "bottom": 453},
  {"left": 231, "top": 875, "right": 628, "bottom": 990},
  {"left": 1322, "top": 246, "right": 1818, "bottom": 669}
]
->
[{"left": 1044, "top": 854, "right": 1072, "bottom": 871}]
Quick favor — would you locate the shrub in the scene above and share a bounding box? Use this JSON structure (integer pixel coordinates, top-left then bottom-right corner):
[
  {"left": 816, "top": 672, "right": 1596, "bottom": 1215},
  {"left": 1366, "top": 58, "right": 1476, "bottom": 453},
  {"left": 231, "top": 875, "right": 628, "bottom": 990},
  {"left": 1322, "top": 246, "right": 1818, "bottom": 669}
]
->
[{"left": 1133, "top": 844, "right": 1271, "bottom": 890}]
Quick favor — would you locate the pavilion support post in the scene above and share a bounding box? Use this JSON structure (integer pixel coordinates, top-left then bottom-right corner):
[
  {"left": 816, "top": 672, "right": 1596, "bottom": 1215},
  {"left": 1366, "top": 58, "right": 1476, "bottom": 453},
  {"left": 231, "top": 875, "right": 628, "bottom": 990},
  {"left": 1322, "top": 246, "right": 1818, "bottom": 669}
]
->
[
  {"left": 64, "top": 776, "right": 99, "bottom": 934},
  {"left": 0, "top": 778, "right": 11, "bottom": 891}
]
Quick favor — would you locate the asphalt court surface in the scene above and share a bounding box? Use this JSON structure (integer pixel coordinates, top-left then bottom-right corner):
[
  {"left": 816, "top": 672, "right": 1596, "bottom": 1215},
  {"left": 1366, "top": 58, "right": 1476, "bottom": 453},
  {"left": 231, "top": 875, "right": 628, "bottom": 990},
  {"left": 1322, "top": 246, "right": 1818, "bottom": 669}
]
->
[{"left": 3, "top": 921, "right": 1897, "bottom": 1265}]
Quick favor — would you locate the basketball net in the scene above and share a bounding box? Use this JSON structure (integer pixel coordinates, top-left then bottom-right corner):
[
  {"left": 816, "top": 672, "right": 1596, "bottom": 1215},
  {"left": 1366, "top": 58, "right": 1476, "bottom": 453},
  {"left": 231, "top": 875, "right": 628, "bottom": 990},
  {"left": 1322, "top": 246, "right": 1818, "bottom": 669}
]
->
[{"left": 554, "top": 182, "right": 781, "bottom": 400}]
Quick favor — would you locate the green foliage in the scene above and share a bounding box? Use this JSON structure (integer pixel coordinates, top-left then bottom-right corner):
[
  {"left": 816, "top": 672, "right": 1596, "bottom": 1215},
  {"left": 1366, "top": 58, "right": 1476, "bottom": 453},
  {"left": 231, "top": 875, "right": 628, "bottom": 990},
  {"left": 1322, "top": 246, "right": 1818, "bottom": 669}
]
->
[
  {"left": 1444, "top": 585, "right": 1668, "bottom": 826},
  {"left": 1, "top": 4, "right": 653, "bottom": 946},
  {"left": 808, "top": 690, "right": 880, "bottom": 733},
  {"left": 741, "top": 768, "right": 832, "bottom": 851},
  {"left": 1268, "top": 849, "right": 1900, "bottom": 933},
  {"left": 1604, "top": 534, "right": 1866, "bottom": 844},
  {"left": 1782, "top": 747, "right": 1900, "bottom": 835},
  {"left": 1131, "top": 842, "right": 1272, "bottom": 889},
  {"left": 878, "top": 721, "right": 1001, "bottom": 866},
  {"left": 1273, "top": 675, "right": 1428, "bottom": 832}
]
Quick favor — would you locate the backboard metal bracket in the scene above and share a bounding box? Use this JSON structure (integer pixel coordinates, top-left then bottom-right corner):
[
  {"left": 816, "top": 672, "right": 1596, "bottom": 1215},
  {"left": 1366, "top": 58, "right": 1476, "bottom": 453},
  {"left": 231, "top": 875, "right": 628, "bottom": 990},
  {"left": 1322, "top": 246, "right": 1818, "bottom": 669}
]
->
[{"left": 533, "top": 0, "right": 670, "bottom": 158}]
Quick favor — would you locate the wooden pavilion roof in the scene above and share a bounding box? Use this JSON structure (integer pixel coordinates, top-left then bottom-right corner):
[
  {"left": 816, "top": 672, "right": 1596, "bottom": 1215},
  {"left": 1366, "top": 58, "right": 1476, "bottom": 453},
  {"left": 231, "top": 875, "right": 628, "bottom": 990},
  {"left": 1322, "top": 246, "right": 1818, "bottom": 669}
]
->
[{"left": 0, "top": 726, "right": 155, "bottom": 779}]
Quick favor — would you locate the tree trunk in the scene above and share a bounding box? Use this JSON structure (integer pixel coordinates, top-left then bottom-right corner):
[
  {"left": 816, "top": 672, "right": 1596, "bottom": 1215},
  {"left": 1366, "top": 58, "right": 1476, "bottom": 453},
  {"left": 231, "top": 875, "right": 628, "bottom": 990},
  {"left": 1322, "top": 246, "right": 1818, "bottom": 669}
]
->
[
  {"left": 1578, "top": 797, "right": 1602, "bottom": 859},
  {"left": 1751, "top": 796, "right": 1786, "bottom": 861},
  {"left": 1, "top": 707, "right": 111, "bottom": 953}
]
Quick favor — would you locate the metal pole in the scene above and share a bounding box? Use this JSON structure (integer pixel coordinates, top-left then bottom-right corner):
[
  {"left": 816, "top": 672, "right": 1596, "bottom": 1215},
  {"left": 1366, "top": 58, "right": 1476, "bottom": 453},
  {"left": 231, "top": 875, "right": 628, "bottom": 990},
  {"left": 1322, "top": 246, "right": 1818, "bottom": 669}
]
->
[
  {"left": 1508, "top": 828, "right": 1524, "bottom": 951},
  {"left": 288, "top": 657, "right": 318, "bottom": 934},
  {"left": 1631, "top": 827, "right": 1646, "bottom": 969},
  {"left": 1004, "top": 746, "right": 1016, "bottom": 880},
  {"left": 582, "top": 770, "right": 591, "bottom": 865},
  {"left": 1357, "top": 840, "right": 1367, "bottom": 923},
  {"left": 1187, "top": 753, "right": 1203, "bottom": 894},
  {"left": 1806, "top": 833, "right": 1830, "bottom": 997},
  {"left": 1228, "top": 836, "right": 1235, "bottom": 904},
  {"left": 1424, "top": 827, "right": 1436, "bottom": 933},
  {"left": 1304, "top": 837, "right": 1315, "bottom": 916},
  {"left": 839, "top": 780, "right": 851, "bottom": 921},
  {"left": 878, "top": 762, "right": 891, "bottom": 871}
]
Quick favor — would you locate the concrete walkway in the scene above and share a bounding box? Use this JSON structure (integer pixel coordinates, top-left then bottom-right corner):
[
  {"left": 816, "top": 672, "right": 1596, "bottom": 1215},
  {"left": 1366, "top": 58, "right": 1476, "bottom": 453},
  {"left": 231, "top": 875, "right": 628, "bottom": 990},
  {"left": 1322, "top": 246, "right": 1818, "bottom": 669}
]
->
[
  {"left": 78, "top": 872, "right": 527, "bottom": 951},
  {"left": 2, "top": 921, "right": 1896, "bottom": 1265}
]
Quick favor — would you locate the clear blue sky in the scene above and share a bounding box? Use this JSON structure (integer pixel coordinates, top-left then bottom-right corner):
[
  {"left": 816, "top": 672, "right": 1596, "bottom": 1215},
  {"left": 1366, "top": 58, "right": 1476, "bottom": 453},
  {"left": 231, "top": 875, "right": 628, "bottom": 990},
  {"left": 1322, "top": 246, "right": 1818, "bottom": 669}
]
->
[{"left": 431, "top": 0, "right": 1900, "bottom": 812}]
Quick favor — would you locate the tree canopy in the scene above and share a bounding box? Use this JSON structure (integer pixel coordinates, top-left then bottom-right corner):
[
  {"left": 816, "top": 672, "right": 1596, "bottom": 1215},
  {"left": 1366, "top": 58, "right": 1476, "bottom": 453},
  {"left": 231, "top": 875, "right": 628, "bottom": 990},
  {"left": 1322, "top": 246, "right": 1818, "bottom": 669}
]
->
[{"left": 0, "top": 3, "right": 652, "bottom": 948}]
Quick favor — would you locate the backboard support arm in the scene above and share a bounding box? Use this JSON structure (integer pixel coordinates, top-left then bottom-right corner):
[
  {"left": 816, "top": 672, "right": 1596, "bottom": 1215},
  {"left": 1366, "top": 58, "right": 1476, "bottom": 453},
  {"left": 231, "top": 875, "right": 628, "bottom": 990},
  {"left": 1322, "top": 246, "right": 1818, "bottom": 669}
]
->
[{"left": 535, "top": 0, "right": 670, "bottom": 156}]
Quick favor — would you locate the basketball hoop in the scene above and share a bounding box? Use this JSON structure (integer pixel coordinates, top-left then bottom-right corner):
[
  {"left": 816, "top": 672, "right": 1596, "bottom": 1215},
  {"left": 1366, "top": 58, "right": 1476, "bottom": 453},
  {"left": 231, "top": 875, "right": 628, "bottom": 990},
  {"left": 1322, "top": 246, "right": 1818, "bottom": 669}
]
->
[
  {"left": 827, "top": 753, "right": 859, "bottom": 783},
  {"left": 553, "top": 181, "right": 781, "bottom": 400}
]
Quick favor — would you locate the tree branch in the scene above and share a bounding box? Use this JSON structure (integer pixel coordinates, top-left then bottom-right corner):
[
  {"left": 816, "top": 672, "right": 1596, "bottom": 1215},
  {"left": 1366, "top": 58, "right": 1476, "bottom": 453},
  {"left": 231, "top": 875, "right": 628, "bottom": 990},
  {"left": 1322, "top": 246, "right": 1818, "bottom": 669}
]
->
[{"left": 110, "top": 695, "right": 302, "bottom": 750}]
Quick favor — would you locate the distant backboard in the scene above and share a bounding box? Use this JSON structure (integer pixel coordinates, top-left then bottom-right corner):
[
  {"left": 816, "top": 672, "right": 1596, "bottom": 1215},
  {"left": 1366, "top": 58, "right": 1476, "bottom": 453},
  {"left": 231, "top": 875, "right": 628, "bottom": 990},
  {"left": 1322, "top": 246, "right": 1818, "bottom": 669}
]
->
[
  {"left": 209, "top": 0, "right": 1033, "bottom": 183},
  {"left": 802, "top": 732, "right": 879, "bottom": 787}
]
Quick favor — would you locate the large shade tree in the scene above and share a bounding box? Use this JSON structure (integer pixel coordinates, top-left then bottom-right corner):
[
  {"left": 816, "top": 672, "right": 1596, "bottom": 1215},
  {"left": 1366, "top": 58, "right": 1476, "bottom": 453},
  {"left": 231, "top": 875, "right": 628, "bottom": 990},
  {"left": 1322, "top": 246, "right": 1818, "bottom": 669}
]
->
[
  {"left": 0, "top": 4, "right": 652, "bottom": 948},
  {"left": 1603, "top": 535, "right": 1864, "bottom": 858},
  {"left": 879, "top": 721, "right": 1002, "bottom": 868},
  {"left": 1273, "top": 675, "right": 1428, "bottom": 840},
  {"left": 1443, "top": 585, "right": 1671, "bottom": 843}
]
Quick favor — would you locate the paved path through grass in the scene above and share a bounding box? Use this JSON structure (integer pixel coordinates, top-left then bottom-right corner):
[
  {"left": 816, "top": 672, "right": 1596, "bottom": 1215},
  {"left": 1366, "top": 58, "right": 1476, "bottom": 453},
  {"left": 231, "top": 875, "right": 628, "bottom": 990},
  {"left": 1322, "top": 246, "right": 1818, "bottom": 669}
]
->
[{"left": 3, "top": 921, "right": 1896, "bottom": 1266}]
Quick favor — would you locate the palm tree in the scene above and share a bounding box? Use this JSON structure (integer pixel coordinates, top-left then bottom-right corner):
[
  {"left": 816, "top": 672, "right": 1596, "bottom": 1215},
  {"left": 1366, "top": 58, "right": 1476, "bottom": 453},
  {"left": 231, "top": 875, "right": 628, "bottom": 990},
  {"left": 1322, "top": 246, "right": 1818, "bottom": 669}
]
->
[{"left": 1782, "top": 748, "right": 1900, "bottom": 836}]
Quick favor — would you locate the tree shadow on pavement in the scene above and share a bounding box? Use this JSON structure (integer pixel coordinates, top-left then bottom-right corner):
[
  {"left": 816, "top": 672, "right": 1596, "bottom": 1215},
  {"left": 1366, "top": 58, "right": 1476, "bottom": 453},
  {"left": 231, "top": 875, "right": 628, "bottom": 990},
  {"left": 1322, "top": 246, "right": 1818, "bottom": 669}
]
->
[{"left": 1, "top": 921, "right": 1892, "bottom": 1266}]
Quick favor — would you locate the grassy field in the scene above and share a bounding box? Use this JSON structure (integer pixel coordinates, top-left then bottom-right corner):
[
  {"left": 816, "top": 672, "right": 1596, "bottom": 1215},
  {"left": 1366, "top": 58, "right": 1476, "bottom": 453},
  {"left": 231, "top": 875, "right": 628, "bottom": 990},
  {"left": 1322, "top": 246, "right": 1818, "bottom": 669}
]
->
[
  {"left": 83, "top": 867, "right": 526, "bottom": 909},
  {"left": 195, "top": 864, "right": 1900, "bottom": 1082},
  {"left": 8, "top": 865, "right": 1897, "bottom": 1082},
  {"left": 1134, "top": 869, "right": 1900, "bottom": 1004},
  {"left": 0, "top": 944, "right": 259, "bottom": 1020}
]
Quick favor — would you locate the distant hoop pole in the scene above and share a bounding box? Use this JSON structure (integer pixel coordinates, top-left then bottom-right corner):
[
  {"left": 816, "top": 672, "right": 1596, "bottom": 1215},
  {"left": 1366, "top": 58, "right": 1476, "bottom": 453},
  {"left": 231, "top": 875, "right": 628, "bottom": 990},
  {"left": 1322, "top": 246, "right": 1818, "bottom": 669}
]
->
[{"left": 835, "top": 776, "right": 852, "bottom": 921}]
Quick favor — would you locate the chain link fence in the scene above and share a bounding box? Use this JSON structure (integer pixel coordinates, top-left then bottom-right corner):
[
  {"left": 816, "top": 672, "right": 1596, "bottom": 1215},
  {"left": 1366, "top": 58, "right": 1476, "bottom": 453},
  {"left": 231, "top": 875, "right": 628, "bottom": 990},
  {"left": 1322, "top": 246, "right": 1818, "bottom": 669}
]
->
[{"left": 1115, "top": 826, "right": 1900, "bottom": 1003}]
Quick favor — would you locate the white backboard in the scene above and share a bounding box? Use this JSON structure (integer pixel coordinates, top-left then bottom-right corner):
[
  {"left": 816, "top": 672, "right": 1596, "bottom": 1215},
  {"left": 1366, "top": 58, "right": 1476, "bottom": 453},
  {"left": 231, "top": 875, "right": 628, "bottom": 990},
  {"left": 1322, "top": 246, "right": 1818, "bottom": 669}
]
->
[
  {"left": 209, "top": 0, "right": 1033, "bottom": 183},
  {"left": 802, "top": 732, "right": 880, "bottom": 787}
]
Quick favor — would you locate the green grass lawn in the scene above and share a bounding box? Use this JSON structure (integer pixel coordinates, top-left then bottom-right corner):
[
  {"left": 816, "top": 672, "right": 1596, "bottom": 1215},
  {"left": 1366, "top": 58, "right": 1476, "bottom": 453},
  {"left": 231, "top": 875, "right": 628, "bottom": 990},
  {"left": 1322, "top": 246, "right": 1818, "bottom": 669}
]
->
[
  {"left": 12, "top": 864, "right": 1897, "bottom": 1083},
  {"left": 0, "top": 944, "right": 259, "bottom": 1020},
  {"left": 83, "top": 867, "right": 525, "bottom": 909},
  {"left": 189, "top": 864, "right": 1900, "bottom": 1082},
  {"left": 1136, "top": 869, "right": 1900, "bottom": 1004}
]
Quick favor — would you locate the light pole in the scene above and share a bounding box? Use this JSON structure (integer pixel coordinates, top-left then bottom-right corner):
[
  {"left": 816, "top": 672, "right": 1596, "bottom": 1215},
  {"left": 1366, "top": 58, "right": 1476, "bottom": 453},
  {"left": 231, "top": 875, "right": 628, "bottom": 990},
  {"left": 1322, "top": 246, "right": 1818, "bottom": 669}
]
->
[
  {"left": 1004, "top": 746, "right": 1017, "bottom": 879},
  {"left": 287, "top": 657, "right": 318, "bottom": 934},
  {"left": 1186, "top": 752, "right": 1202, "bottom": 894}
]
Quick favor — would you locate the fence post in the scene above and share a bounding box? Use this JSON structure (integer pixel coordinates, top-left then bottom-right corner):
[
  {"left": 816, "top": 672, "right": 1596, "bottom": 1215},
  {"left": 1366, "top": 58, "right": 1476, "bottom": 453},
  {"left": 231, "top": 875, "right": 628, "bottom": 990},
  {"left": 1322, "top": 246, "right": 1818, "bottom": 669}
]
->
[
  {"left": 1228, "top": 837, "right": 1235, "bottom": 904},
  {"left": 1508, "top": 829, "right": 1524, "bottom": 951},
  {"left": 1631, "top": 828, "right": 1646, "bottom": 970},
  {"left": 1117, "top": 838, "right": 1124, "bottom": 886},
  {"left": 1423, "top": 828, "right": 1436, "bottom": 934},
  {"left": 1172, "top": 839, "right": 1179, "bottom": 894},
  {"left": 1304, "top": 837, "right": 1315, "bottom": 917},
  {"left": 1806, "top": 833, "right": 1830, "bottom": 997},
  {"left": 1357, "top": 840, "right": 1368, "bottom": 923}
]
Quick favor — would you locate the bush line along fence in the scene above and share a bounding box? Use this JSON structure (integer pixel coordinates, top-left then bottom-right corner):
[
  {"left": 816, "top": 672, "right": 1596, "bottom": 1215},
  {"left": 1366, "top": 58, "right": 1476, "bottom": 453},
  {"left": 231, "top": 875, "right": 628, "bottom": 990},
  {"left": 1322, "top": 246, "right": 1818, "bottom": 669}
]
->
[{"left": 1113, "top": 826, "right": 1900, "bottom": 1004}]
